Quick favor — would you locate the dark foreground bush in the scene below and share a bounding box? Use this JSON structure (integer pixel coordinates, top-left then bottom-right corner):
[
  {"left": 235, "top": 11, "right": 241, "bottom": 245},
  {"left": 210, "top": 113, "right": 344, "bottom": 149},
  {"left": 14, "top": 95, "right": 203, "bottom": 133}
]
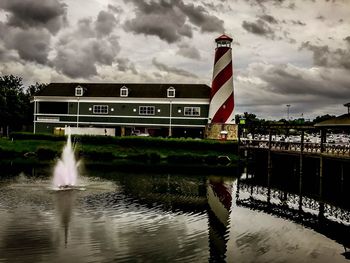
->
[
  {"left": 11, "top": 132, "right": 65, "bottom": 141},
  {"left": 0, "top": 147, "right": 21, "bottom": 158},
  {"left": 167, "top": 154, "right": 204, "bottom": 164},
  {"left": 79, "top": 150, "right": 115, "bottom": 161},
  {"left": 10, "top": 132, "right": 238, "bottom": 153},
  {"left": 36, "top": 147, "right": 58, "bottom": 160}
]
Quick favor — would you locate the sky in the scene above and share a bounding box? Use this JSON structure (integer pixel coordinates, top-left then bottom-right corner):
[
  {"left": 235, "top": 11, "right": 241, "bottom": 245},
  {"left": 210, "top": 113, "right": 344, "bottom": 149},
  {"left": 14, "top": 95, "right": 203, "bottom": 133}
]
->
[{"left": 0, "top": 0, "right": 349, "bottom": 120}]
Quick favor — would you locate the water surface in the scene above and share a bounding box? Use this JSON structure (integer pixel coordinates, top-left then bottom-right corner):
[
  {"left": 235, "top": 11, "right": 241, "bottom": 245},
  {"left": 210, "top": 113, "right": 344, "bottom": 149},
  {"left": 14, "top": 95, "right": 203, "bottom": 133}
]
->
[{"left": 0, "top": 163, "right": 349, "bottom": 262}]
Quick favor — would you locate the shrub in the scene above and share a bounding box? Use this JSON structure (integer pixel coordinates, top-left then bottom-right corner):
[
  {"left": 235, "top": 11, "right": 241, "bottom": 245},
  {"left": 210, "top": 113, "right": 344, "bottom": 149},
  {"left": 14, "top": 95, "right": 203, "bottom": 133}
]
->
[
  {"left": 36, "top": 147, "right": 58, "bottom": 160},
  {"left": 9, "top": 132, "right": 238, "bottom": 153},
  {"left": 149, "top": 152, "right": 161, "bottom": 163},
  {"left": 81, "top": 150, "right": 115, "bottom": 160},
  {"left": 11, "top": 132, "right": 65, "bottom": 141},
  {"left": 167, "top": 154, "right": 204, "bottom": 164},
  {"left": 0, "top": 147, "right": 20, "bottom": 158}
]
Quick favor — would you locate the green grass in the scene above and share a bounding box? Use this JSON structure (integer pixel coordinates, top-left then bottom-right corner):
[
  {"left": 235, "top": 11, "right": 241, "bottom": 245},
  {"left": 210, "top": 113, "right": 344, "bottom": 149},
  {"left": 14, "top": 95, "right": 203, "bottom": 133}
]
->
[{"left": 0, "top": 136, "right": 238, "bottom": 165}]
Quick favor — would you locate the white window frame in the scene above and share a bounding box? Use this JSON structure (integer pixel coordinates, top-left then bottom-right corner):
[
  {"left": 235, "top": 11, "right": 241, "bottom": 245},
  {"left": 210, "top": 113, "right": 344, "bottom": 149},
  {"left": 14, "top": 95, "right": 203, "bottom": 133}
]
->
[
  {"left": 167, "top": 86, "right": 175, "bottom": 98},
  {"left": 139, "top": 106, "right": 155, "bottom": 115},
  {"left": 75, "top": 86, "right": 83, "bottom": 96},
  {"left": 184, "top": 107, "right": 200, "bottom": 116},
  {"left": 93, "top": 105, "right": 109, "bottom": 114},
  {"left": 120, "top": 86, "right": 128, "bottom": 97}
]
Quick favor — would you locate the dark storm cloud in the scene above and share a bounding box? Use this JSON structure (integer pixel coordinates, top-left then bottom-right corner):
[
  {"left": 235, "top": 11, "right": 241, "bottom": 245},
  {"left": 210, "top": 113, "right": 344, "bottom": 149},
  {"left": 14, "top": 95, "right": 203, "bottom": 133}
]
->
[
  {"left": 116, "top": 58, "right": 138, "bottom": 74},
  {"left": 300, "top": 41, "right": 350, "bottom": 69},
  {"left": 176, "top": 43, "right": 201, "bottom": 60},
  {"left": 124, "top": 0, "right": 224, "bottom": 43},
  {"left": 53, "top": 15, "right": 121, "bottom": 78},
  {"left": 0, "top": 22, "right": 51, "bottom": 64},
  {"left": 0, "top": 0, "right": 67, "bottom": 34},
  {"left": 124, "top": 0, "right": 191, "bottom": 43},
  {"left": 95, "top": 10, "right": 117, "bottom": 37},
  {"left": 176, "top": 1, "right": 224, "bottom": 33},
  {"left": 291, "top": 20, "right": 306, "bottom": 26},
  {"left": 238, "top": 63, "right": 350, "bottom": 115},
  {"left": 344, "top": 36, "right": 350, "bottom": 44},
  {"left": 54, "top": 37, "right": 120, "bottom": 78},
  {"left": 10, "top": 28, "right": 51, "bottom": 64},
  {"left": 108, "top": 4, "right": 123, "bottom": 14},
  {"left": 245, "top": 0, "right": 289, "bottom": 11},
  {"left": 152, "top": 58, "right": 197, "bottom": 78},
  {"left": 259, "top": 14, "right": 278, "bottom": 24},
  {"left": 201, "top": 2, "right": 231, "bottom": 12},
  {"left": 242, "top": 19, "right": 275, "bottom": 39}
]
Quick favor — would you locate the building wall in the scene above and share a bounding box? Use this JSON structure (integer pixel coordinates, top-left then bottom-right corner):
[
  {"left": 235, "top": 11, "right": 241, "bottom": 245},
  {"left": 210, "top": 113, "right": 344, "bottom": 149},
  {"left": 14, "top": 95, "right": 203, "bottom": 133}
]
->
[
  {"left": 205, "top": 124, "right": 238, "bottom": 141},
  {"left": 34, "top": 99, "right": 209, "bottom": 135}
]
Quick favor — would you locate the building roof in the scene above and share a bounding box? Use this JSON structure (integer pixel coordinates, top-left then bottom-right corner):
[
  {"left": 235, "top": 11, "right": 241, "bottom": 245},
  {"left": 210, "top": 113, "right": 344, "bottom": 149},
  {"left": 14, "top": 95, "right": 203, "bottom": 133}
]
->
[
  {"left": 314, "top": 114, "right": 350, "bottom": 127},
  {"left": 36, "top": 83, "right": 211, "bottom": 99},
  {"left": 215, "top": 34, "right": 233, "bottom": 42}
]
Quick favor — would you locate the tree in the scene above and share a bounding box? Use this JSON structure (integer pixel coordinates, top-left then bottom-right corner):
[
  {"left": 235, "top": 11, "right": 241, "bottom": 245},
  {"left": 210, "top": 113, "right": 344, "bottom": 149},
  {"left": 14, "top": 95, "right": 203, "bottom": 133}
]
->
[
  {"left": 313, "top": 114, "right": 336, "bottom": 124},
  {"left": 0, "top": 75, "right": 46, "bottom": 136},
  {"left": 0, "top": 75, "right": 25, "bottom": 135}
]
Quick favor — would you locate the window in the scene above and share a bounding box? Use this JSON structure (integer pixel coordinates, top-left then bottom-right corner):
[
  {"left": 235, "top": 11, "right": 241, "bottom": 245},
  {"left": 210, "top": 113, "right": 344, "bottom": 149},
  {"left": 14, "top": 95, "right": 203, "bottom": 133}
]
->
[
  {"left": 75, "top": 86, "right": 83, "bottom": 96},
  {"left": 120, "top": 86, "right": 128, "bottom": 97},
  {"left": 184, "top": 107, "right": 200, "bottom": 116},
  {"left": 139, "top": 106, "right": 155, "bottom": 115},
  {"left": 167, "top": 86, "right": 175, "bottom": 98},
  {"left": 93, "top": 105, "right": 108, "bottom": 114},
  {"left": 39, "top": 102, "right": 68, "bottom": 114}
]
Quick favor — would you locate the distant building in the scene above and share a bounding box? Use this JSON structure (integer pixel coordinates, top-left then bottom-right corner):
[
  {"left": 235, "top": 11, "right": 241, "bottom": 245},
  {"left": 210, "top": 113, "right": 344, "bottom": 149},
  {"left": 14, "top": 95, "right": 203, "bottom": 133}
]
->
[
  {"left": 315, "top": 102, "right": 350, "bottom": 128},
  {"left": 33, "top": 83, "right": 210, "bottom": 137}
]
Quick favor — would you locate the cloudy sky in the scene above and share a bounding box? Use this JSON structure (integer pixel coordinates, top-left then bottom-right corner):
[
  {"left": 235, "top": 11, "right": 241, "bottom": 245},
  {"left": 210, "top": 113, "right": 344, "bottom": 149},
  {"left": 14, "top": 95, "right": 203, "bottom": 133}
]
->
[{"left": 0, "top": 0, "right": 349, "bottom": 120}]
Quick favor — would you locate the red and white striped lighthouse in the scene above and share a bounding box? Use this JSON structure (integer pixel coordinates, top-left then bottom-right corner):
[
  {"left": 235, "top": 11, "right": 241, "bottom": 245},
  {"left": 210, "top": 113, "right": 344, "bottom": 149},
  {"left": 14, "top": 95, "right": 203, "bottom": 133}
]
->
[{"left": 208, "top": 34, "right": 234, "bottom": 124}]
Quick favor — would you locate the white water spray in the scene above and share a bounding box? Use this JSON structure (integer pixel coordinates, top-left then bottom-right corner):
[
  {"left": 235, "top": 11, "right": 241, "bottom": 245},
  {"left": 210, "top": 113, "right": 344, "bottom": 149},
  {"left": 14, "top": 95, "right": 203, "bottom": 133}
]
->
[{"left": 52, "top": 128, "right": 79, "bottom": 188}]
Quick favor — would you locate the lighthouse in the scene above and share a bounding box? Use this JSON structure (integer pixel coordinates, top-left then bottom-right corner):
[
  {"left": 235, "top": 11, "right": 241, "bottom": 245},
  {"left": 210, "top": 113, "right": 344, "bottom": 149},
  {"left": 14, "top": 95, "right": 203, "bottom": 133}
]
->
[{"left": 208, "top": 34, "right": 234, "bottom": 124}]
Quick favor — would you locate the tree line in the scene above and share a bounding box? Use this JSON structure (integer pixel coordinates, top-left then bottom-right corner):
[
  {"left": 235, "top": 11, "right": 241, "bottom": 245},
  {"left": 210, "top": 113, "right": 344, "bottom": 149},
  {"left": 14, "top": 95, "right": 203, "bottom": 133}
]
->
[
  {"left": 0, "top": 75, "right": 46, "bottom": 136},
  {"left": 234, "top": 112, "right": 337, "bottom": 135}
]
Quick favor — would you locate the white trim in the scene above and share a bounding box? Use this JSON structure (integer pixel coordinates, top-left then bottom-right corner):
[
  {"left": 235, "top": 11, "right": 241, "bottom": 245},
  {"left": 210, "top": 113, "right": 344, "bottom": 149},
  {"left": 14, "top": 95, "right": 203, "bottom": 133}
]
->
[
  {"left": 184, "top": 107, "right": 201, "bottom": 116},
  {"left": 167, "top": 86, "right": 175, "bottom": 98},
  {"left": 120, "top": 86, "right": 128, "bottom": 97},
  {"left": 93, "top": 105, "right": 109, "bottom": 114},
  {"left": 33, "top": 96, "right": 209, "bottom": 105},
  {"left": 33, "top": 100, "right": 37, "bottom": 133},
  {"left": 139, "top": 106, "right": 155, "bottom": 115},
  {"left": 75, "top": 86, "right": 83, "bottom": 96},
  {"left": 37, "top": 116, "right": 60, "bottom": 122},
  {"left": 34, "top": 120, "right": 206, "bottom": 128},
  {"left": 35, "top": 113, "right": 208, "bottom": 120}
]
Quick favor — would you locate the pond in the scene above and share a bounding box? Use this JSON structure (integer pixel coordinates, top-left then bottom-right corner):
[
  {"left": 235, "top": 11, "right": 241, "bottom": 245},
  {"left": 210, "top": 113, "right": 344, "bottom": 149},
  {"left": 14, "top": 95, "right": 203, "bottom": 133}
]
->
[{"left": 0, "top": 159, "right": 349, "bottom": 263}]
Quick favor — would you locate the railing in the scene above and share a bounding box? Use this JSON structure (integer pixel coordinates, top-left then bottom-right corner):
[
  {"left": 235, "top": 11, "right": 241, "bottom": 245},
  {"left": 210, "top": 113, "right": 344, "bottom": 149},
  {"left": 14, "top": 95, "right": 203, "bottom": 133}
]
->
[
  {"left": 237, "top": 182, "right": 350, "bottom": 224},
  {"left": 240, "top": 139, "right": 350, "bottom": 156}
]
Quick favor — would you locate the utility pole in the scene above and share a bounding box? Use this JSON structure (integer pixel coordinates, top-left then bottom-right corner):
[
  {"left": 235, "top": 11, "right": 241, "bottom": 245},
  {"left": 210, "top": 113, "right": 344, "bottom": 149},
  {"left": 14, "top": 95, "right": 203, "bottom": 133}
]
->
[{"left": 286, "top": 104, "right": 291, "bottom": 121}]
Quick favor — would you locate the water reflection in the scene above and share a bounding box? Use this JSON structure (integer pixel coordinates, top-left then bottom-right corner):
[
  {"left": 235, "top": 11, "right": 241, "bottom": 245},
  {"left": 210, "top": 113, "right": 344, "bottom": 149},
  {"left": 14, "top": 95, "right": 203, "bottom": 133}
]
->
[
  {"left": 54, "top": 190, "right": 75, "bottom": 247},
  {"left": 207, "top": 177, "right": 233, "bottom": 262},
  {"left": 237, "top": 155, "right": 350, "bottom": 261},
  {"left": 0, "top": 161, "right": 349, "bottom": 262}
]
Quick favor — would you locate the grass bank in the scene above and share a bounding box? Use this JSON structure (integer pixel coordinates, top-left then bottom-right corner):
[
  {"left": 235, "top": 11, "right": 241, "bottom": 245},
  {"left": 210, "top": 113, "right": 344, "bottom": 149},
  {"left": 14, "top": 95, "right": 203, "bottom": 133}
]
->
[{"left": 0, "top": 132, "right": 238, "bottom": 167}]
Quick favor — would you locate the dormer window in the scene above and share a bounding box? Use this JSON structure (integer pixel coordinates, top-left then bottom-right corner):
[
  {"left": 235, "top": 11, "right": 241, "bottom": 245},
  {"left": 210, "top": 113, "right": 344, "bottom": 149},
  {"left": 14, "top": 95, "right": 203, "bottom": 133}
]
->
[
  {"left": 120, "top": 86, "right": 128, "bottom": 97},
  {"left": 167, "top": 86, "right": 175, "bottom": 98},
  {"left": 75, "top": 86, "right": 83, "bottom": 96}
]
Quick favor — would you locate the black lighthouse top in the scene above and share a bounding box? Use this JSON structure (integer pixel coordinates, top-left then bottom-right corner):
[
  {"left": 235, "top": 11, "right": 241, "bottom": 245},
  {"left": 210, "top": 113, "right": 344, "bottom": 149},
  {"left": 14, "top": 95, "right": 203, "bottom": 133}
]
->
[{"left": 215, "top": 34, "right": 233, "bottom": 48}]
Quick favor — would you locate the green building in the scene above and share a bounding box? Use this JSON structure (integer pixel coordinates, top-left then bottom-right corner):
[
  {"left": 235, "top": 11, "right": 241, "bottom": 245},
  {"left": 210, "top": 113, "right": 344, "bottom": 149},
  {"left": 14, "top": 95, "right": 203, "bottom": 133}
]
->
[{"left": 33, "top": 83, "right": 211, "bottom": 137}]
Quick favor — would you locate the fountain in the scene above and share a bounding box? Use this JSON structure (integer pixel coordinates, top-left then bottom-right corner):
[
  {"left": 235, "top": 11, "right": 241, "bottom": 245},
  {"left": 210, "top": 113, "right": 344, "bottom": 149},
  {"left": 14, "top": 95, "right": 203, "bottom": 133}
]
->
[{"left": 52, "top": 127, "right": 80, "bottom": 189}]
